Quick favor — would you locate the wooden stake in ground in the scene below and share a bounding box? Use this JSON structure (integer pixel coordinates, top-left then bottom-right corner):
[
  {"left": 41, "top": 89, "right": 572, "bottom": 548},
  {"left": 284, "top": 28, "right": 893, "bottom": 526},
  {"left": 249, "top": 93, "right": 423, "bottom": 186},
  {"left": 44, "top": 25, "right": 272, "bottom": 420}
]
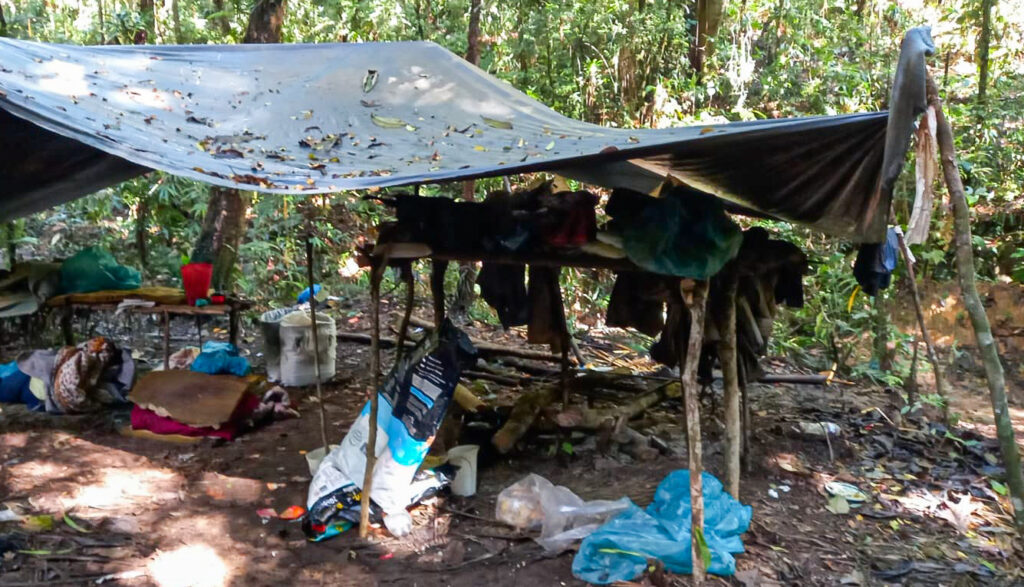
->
[
  {"left": 894, "top": 228, "right": 948, "bottom": 420},
  {"left": 681, "top": 279, "right": 709, "bottom": 584},
  {"left": 718, "top": 272, "right": 741, "bottom": 499},
  {"left": 395, "top": 264, "right": 415, "bottom": 366},
  {"left": 431, "top": 260, "right": 448, "bottom": 329},
  {"left": 304, "top": 229, "right": 329, "bottom": 452},
  {"left": 929, "top": 76, "right": 1024, "bottom": 532},
  {"left": 359, "top": 259, "right": 386, "bottom": 538}
]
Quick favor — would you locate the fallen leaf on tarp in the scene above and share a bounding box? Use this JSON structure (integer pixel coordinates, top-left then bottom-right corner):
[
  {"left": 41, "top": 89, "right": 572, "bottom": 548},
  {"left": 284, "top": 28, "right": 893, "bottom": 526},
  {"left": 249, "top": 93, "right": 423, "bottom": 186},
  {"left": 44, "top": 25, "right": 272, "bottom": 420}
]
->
[
  {"left": 826, "top": 495, "right": 850, "bottom": 515},
  {"left": 362, "top": 69, "right": 378, "bottom": 93},
  {"left": 481, "top": 116, "right": 513, "bottom": 129},
  {"left": 371, "top": 114, "right": 413, "bottom": 130},
  {"left": 256, "top": 508, "right": 278, "bottom": 519},
  {"left": 63, "top": 513, "right": 90, "bottom": 533},
  {"left": 279, "top": 506, "right": 306, "bottom": 520}
]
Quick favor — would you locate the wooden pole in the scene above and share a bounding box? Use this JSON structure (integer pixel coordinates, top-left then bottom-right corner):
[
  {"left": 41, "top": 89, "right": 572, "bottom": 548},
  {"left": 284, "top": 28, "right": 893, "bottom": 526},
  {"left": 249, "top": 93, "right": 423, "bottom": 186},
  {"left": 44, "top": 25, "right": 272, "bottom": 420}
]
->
[
  {"left": 431, "top": 260, "right": 448, "bottom": 329},
  {"left": 719, "top": 272, "right": 741, "bottom": 499},
  {"left": 894, "top": 229, "right": 948, "bottom": 420},
  {"left": 305, "top": 229, "right": 329, "bottom": 452},
  {"left": 681, "top": 279, "right": 709, "bottom": 584},
  {"left": 395, "top": 264, "right": 415, "bottom": 366},
  {"left": 359, "top": 259, "right": 386, "bottom": 538},
  {"left": 929, "top": 75, "right": 1024, "bottom": 532},
  {"left": 162, "top": 310, "right": 170, "bottom": 370}
]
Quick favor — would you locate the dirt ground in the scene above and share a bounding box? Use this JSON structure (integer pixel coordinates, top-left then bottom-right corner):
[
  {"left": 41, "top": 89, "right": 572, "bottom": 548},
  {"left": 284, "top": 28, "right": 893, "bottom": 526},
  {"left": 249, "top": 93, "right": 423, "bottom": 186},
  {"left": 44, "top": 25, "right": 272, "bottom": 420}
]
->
[{"left": 0, "top": 299, "right": 1022, "bottom": 586}]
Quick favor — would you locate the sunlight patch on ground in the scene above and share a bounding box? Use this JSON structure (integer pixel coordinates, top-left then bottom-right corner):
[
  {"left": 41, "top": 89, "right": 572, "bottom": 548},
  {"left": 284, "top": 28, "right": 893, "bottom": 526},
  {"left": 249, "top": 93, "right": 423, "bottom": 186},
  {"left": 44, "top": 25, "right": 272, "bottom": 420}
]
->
[
  {"left": 72, "top": 467, "right": 182, "bottom": 510},
  {"left": 148, "top": 545, "right": 232, "bottom": 587}
]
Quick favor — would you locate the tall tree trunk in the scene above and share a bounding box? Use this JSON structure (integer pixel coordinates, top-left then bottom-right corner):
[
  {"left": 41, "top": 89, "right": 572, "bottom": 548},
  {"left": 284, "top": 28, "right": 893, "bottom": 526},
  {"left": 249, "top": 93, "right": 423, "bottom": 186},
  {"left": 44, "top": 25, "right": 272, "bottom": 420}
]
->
[
  {"left": 171, "top": 0, "right": 181, "bottom": 43},
  {"left": 872, "top": 289, "right": 892, "bottom": 372},
  {"left": 929, "top": 76, "right": 1024, "bottom": 532},
  {"left": 191, "top": 0, "right": 285, "bottom": 293},
  {"left": 212, "top": 0, "right": 231, "bottom": 36},
  {"left": 449, "top": 0, "right": 484, "bottom": 322},
  {"left": 689, "top": 0, "right": 724, "bottom": 80},
  {"left": 97, "top": 0, "right": 106, "bottom": 43},
  {"left": 0, "top": 2, "right": 8, "bottom": 37},
  {"left": 977, "top": 0, "right": 994, "bottom": 104},
  {"left": 136, "top": 0, "right": 154, "bottom": 43}
]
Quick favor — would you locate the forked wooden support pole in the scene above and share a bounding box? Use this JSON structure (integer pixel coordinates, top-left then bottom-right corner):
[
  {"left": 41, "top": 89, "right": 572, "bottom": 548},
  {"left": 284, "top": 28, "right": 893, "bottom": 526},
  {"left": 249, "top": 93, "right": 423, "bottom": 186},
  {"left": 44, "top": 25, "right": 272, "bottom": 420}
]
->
[
  {"left": 681, "top": 279, "right": 709, "bottom": 584},
  {"left": 929, "top": 75, "right": 1024, "bottom": 532},
  {"left": 359, "top": 258, "right": 386, "bottom": 538},
  {"left": 304, "top": 229, "right": 329, "bottom": 453},
  {"left": 719, "top": 272, "right": 741, "bottom": 499}
]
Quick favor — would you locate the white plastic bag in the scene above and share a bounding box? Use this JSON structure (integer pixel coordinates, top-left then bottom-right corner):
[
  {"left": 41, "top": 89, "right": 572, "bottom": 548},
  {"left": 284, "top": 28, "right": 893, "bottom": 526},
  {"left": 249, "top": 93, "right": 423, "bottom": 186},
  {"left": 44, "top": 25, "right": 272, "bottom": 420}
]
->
[{"left": 496, "top": 474, "right": 629, "bottom": 553}]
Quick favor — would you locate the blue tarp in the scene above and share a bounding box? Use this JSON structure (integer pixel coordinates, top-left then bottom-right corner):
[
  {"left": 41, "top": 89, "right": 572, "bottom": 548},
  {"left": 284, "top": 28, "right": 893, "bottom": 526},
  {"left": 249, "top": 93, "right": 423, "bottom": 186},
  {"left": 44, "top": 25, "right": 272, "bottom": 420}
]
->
[{"left": 573, "top": 471, "right": 752, "bottom": 584}]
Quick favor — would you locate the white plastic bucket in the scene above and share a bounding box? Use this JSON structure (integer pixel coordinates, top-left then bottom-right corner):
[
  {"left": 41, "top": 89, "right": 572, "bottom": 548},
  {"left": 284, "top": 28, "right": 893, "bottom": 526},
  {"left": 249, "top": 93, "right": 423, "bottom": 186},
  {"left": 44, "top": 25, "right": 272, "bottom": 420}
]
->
[
  {"left": 279, "top": 311, "right": 337, "bottom": 387},
  {"left": 260, "top": 307, "right": 295, "bottom": 382},
  {"left": 447, "top": 445, "right": 479, "bottom": 497}
]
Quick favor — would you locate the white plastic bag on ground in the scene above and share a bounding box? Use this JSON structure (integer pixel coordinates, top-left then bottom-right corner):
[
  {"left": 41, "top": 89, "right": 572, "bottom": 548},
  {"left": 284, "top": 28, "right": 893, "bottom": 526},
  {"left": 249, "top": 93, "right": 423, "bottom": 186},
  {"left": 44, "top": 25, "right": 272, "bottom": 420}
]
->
[{"left": 496, "top": 473, "right": 630, "bottom": 553}]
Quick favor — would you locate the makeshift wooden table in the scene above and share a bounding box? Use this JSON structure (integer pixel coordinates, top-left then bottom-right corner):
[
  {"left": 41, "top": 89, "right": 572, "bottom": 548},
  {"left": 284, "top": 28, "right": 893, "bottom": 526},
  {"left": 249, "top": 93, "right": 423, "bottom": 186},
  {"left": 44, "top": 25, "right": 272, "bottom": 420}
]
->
[{"left": 45, "top": 288, "right": 253, "bottom": 369}]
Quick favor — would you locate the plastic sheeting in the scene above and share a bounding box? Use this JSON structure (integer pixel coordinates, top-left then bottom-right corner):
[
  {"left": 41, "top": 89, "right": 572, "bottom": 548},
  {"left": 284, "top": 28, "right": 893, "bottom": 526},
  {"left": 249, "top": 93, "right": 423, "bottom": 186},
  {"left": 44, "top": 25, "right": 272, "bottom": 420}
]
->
[{"left": 0, "top": 28, "right": 933, "bottom": 241}]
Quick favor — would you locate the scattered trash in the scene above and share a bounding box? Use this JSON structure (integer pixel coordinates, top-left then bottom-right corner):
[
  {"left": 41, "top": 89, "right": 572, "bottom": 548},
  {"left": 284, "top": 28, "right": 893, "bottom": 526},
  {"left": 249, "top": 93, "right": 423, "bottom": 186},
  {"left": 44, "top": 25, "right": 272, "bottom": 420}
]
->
[
  {"left": 304, "top": 445, "right": 339, "bottom": 476},
  {"left": 21, "top": 514, "right": 54, "bottom": 532},
  {"left": 191, "top": 341, "right": 250, "bottom": 376},
  {"left": 495, "top": 473, "right": 630, "bottom": 553},
  {"left": 304, "top": 323, "right": 475, "bottom": 540},
  {"left": 779, "top": 485, "right": 791, "bottom": 493},
  {"left": 767, "top": 489, "right": 780, "bottom": 499},
  {"left": 573, "top": 471, "right": 751, "bottom": 584},
  {"left": 793, "top": 421, "right": 841, "bottom": 437},
  {"left": 0, "top": 509, "right": 21, "bottom": 522},
  {"left": 825, "top": 494, "right": 850, "bottom": 515},
  {"left": 825, "top": 481, "right": 868, "bottom": 503},
  {"left": 379, "top": 552, "right": 394, "bottom": 560},
  {"left": 446, "top": 445, "right": 479, "bottom": 497},
  {"left": 256, "top": 508, "right": 278, "bottom": 520},
  {"left": 279, "top": 506, "right": 306, "bottom": 520}
]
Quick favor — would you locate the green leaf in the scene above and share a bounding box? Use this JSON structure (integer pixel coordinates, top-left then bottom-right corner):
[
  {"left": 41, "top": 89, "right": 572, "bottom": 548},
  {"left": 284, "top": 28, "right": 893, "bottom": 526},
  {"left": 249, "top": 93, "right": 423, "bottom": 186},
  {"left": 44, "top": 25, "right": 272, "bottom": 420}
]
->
[
  {"left": 371, "top": 114, "right": 413, "bottom": 129},
  {"left": 825, "top": 495, "right": 850, "bottom": 515},
  {"left": 560, "top": 441, "right": 574, "bottom": 455},
  {"left": 989, "top": 479, "right": 1008, "bottom": 496},
  {"left": 694, "top": 526, "right": 712, "bottom": 569},
  {"left": 481, "top": 115, "right": 513, "bottom": 129},
  {"left": 63, "top": 513, "right": 90, "bottom": 533},
  {"left": 362, "top": 69, "right": 378, "bottom": 93}
]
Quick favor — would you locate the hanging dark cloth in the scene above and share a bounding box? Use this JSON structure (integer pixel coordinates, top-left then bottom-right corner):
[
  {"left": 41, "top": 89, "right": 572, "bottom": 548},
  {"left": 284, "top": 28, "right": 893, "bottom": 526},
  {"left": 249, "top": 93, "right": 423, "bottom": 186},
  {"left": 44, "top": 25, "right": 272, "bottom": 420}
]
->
[
  {"left": 526, "top": 266, "right": 566, "bottom": 353},
  {"left": 606, "top": 271, "right": 671, "bottom": 337},
  {"left": 854, "top": 227, "right": 899, "bottom": 296},
  {"left": 477, "top": 263, "right": 529, "bottom": 329}
]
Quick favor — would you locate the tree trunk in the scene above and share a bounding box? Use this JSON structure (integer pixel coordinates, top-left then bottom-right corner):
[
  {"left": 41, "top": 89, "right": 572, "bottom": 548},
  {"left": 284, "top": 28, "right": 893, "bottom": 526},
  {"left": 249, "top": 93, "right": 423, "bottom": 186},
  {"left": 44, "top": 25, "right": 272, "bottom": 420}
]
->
[
  {"left": 170, "top": 0, "right": 180, "bottom": 43},
  {"left": 689, "top": 0, "right": 724, "bottom": 79},
  {"left": 977, "top": 0, "right": 994, "bottom": 104},
  {"left": 0, "top": 2, "right": 8, "bottom": 37},
  {"left": 929, "top": 76, "right": 1024, "bottom": 532},
  {"left": 872, "top": 289, "right": 892, "bottom": 372},
  {"left": 450, "top": 0, "right": 483, "bottom": 321},
  {"left": 719, "top": 273, "right": 741, "bottom": 499},
  {"left": 466, "top": 0, "right": 482, "bottom": 65},
  {"left": 212, "top": 0, "right": 231, "bottom": 36},
  {"left": 136, "top": 196, "right": 149, "bottom": 276},
  {"left": 191, "top": 0, "right": 285, "bottom": 292},
  {"left": 681, "top": 280, "right": 709, "bottom": 584},
  {"left": 98, "top": 0, "right": 106, "bottom": 43},
  {"left": 136, "top": 0, "right": 154, "bottom": 44},
  {"left": 191, "top": 187, "right": 249, "bottom": 292}
]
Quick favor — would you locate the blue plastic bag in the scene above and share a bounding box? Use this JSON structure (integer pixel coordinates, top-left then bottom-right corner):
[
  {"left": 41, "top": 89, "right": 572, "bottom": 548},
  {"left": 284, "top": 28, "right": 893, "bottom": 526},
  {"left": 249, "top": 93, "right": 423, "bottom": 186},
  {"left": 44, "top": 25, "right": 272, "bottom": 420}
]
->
[
  {"left": 297, "top": 284, "right": 321, "bottom": 304},
  {"left": 0, "top": 361, "right": 40, "bottom": 410},
  {"left": 573, "top": 471, "right": 752, "bottom": 584},
  {"left": 191, "top": 341, "right": 250, "bottom": 376}
]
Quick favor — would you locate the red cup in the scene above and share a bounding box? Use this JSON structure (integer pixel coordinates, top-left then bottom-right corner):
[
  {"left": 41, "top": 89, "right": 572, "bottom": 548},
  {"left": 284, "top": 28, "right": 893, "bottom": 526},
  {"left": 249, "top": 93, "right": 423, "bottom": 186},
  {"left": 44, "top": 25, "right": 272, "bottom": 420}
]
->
[{"left": 181, "top": 263, "right": 213, "bottom": 306}]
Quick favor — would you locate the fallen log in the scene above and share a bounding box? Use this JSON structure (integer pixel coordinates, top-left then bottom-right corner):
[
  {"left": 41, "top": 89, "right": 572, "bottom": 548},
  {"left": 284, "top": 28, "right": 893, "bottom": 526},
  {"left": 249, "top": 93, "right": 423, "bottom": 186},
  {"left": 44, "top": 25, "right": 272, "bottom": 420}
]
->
[
  {"left": 552, "top": 381, "right": 680, "bottom": 430},
  {"left": 491, "top": 385, "right": 560, "bottom": 454}
]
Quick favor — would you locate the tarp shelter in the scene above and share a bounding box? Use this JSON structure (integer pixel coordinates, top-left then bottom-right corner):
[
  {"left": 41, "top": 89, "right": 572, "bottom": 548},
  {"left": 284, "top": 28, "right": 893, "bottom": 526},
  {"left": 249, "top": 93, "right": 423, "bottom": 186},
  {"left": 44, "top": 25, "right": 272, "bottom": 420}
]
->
[{"left": 0, "top": 28, "right": 934, "bottom": 241}]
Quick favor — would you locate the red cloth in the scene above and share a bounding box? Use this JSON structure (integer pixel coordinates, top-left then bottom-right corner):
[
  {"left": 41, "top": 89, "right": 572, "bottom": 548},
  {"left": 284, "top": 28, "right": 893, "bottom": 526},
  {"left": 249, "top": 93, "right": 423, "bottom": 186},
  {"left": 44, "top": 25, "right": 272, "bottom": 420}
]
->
[{"left": 130, "top": 393, "right": 261, "bottom": 440}]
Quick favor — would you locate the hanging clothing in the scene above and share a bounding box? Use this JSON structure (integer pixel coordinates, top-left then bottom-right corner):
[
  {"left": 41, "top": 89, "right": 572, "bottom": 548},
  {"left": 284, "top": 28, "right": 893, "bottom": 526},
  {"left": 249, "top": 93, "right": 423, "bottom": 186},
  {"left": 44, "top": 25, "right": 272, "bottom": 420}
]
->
[
  {"left": 477, "top": 263, "right": 529, "bottom": 329},
  {"left": 606, "top": 272, "right": 671, "bottom": 337},
  {"left": 526, "top": 266, "right": 566, "bottom": 354},
  {"left": 854, "top": 227, "right": 899, "bottom": 296}
]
